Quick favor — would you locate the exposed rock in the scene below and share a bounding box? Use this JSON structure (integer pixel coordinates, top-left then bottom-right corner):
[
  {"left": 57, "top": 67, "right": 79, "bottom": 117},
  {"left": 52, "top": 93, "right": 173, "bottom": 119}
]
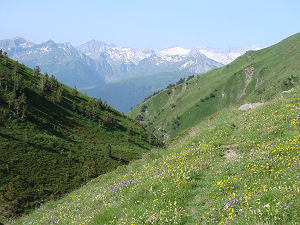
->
[
  {"left": 238, "top": 102, "right": 263, "bottom": 111},
  {"left": 218, "top": 144, "right": 238, "bottom": 149},
  {"left": 147, "top": 215, "right": 157, "bottom": 223},
  {"left": 224, "top": 150, "right": 239, "bottom": 161},
  {"left": 282, "top": 88, "right": 293, "bottom": 93},
  {"left": 244, "top": 66, "right": 254, "bottom": 87}
]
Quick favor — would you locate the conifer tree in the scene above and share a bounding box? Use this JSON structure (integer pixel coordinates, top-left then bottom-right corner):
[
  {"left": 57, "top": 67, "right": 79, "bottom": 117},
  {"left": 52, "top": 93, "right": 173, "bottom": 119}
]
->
[
  {"left": 0, "top": 71, "right": 4, "bottom": 86},
  {"left": 56, "top": 85, "right": 64, "bottom": 103},
  {"left": 106, "top": 144, "right": 112, "bottom": 157},
  {"left": 79, "top": 101, "right": 85, "bottom": 113},
  {"left": 13, "top": 73, "right": 23, "bottom": 93},
  {"left": 21, "top": 105, "right": 27, "bottom": 119},
  {"left": 38, "top": 76, "right": 47, "bottom": 96},
  {"left": 49, "top": 75, "right": 58, "bottom": 90},
  {"left": 14, "top": 93, "right": 26, "bottom": 116},
  {"left": 8, "top": 91, "right": 16, "bottom": 109},
  {"left": 13, "top": 63, "right": 18, "bottom": 75},
  {"left": 72, "top": 101, "right": 76, "bottom": 111},
  {"left": 72, "top": 86, "right": 78, "bottom": 97},
  {"left": 33, "top": 65, "right": 40, "bottom": 77},
  {"left": 125, "top": 125, "right": 131, "bottom": 140},
  {"left": 97, "top": 98, "right": 103, "bottom": 109}
]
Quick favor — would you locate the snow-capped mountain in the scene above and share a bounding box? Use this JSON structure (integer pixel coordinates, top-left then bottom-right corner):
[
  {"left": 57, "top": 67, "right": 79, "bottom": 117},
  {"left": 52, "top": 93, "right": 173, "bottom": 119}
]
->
[
  {"left": 77, "top": 41, "right": 223, "bottom": 82},
  {"left": 78, "top": 40, "right": 155, "bottom": 82},
  {"left": 0, "top": 37, "right": 109, "bottom": 87},
  {"left": 0, "top": 37, "right": 261, "bottom": 89},
  {"left": 195, "top": 46, "right": 262, "bottom": 65}
]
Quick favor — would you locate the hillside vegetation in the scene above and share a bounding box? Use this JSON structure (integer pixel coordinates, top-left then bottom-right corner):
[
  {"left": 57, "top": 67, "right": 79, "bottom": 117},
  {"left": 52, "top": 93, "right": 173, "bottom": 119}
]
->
[
  {"left": 0, "top": 53, "right": 161, "bottom": 219},
  {"left": 129, "top": 33, "right": 300, "bottom": 140},
  {"left": 11, "top": 86, "right": 299, "bottom": 224}
]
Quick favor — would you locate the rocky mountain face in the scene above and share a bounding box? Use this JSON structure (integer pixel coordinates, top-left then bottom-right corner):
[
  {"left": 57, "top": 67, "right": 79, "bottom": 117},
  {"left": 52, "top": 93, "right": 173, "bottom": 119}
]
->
[
  {"left": 0, "top": 37, "right": 259, "bottom": 89},
  {"left": 77, "top": 41, "right": 224, "bottom": 82},
  {"left": 0, "top": 37, "right": 108, "bottom": 88}
]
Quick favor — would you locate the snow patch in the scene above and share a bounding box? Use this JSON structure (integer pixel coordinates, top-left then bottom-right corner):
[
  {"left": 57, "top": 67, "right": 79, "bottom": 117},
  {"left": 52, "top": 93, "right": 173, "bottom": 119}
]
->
[{"left": 159, "top": 46, "right": 191, "bottom": 56}]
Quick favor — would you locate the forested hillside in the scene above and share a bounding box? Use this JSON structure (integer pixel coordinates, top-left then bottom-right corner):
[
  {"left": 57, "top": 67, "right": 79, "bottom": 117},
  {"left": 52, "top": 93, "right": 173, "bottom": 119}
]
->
[{"left": 0, "top": 51, "right": 161, "bottom": 219}]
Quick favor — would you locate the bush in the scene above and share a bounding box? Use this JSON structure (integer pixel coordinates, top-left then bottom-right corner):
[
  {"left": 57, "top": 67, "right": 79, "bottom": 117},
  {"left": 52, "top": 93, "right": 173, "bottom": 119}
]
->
[{"left": 140, "top": 105, "right": 148, "bottom": 113}]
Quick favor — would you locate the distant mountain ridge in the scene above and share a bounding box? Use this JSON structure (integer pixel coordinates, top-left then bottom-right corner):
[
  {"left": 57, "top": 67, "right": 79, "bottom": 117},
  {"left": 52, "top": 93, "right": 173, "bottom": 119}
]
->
[
  {"left": 77, "top": 41, "right": 225, "bottom": 83},
  {"left": 0, "top": 37, "right": 260, "bottom": 112},
  {"left": 0, "top": 37, "right": 259, "bottom": 87},
  {"left": 0, "top": 37, "right": 109, "bottom": 87}
]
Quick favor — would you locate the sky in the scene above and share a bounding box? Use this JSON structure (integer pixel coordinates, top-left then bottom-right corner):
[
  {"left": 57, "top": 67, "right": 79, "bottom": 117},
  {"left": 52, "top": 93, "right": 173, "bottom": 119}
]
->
[{"left": 0, "top": 0, "right": 299, "bottom": 49}]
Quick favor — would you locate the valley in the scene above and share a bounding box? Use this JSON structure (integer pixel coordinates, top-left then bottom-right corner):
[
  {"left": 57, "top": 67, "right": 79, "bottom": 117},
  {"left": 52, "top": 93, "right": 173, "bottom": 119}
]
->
[{"left": 2, "top": 32, "right": 299, "bottom": 225}]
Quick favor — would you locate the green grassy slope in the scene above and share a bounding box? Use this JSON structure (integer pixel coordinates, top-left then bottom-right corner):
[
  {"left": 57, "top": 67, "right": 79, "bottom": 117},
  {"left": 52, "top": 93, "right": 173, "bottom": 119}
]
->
[
  {"left": 129, "top": 33, "right": 300, "bottom": 140},
  {"left": 11, "top": 86, "right": 300, "bottom": 225},
  {"left": 0, "top": 54, "right": 161, "bottom": 219}
]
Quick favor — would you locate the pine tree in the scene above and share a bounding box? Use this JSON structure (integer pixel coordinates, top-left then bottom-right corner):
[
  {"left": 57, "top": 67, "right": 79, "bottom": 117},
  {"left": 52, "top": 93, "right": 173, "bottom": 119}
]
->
[
  {"left": 33, "top": 65, "right": 40, "bottom": 77},
  {"left": 56, "top": 85, "right": 64, "bottom": 103},
  {"left": 21, "top": 105, "right": 27, "bottom": 119},
  {"left": 72, "top": 86, "right": 78, "bottom": 97},
  {"left": 125, "top": 125, "right": 131, "bottom": 141},
  {"left": 106, "top": 144, "right": 112, "bottom": 157},
  {"left": 79, "top": 101, "right": 85, "bottom": 113},
  {"left": 14, "top": 94, "right": 26, "bottom": 116},
  {"left": 97, "top": 98, "right": 103, "bottom": 109},
  {"left": 3, "top": 52, "right": 7, "bottom": 65},
  {"left": 72, "top": 101, "right": 76, "bottom": 111},
  {"left": 13, "top": 73, "right": 23, "bottom": 93},
  {"left": 0, "top": 71, "right": 4, "bottom": 86},
  {"left": 49, "top": 75, "right": 58, "bottom": 90},
  {"left": 8, "top": 91, "right": 16, "bottom": 109},
  {"left": 38, "top": 76, "right": 47, "bottom": 96},
  {"left": 13, "top": 62, "right": 19, "bottom": 75}
]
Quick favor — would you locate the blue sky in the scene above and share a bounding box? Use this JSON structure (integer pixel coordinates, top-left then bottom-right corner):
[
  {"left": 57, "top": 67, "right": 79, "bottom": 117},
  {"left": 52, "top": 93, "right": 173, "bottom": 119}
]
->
[{"left": 1, "top": 0, "right": 299, "bottom": 49}]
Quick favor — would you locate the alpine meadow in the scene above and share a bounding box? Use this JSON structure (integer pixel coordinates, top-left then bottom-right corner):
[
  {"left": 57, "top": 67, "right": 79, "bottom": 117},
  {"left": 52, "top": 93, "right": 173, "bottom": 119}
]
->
[
  {"left": 0, "top": 31, "right": 298, "bottom": 224},
  {"left": 1, "top": 1, "right": 300, "bottom": 223}
]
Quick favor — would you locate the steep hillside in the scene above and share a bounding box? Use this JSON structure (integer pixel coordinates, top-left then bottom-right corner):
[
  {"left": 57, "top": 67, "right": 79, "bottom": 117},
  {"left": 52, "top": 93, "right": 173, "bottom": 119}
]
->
[
  {"left": 129, "top": 33, "right": 300, "bottom": 140},
  {"left": 0, "top": 53, "right": 161, "bottom": 219},
  {"left": 11, "top": 86, "right": 300, "bottom": 225}
]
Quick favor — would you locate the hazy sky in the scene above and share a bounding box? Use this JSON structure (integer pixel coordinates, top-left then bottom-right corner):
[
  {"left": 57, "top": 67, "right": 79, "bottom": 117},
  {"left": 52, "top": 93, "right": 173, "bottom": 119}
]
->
[{"left": 1, "top": 0, "right": 299, "bottom": 49}]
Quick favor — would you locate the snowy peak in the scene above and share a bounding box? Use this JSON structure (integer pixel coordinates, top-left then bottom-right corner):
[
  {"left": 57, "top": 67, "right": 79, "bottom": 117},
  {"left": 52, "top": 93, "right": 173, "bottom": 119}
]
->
[
  {"left": 0, "top": 37, "right": 34, "bottom": 54},
  {"left": 159, "top": 46, "right": 191, "bottom": 56},
  {"left": 195, "top": 46, "right": 263, "bottom": 65},
  {"left": 78, "top": 41, "right": 154, "bottom": 67},
  {"left": 77, "top": 39, "right": 110, "bottom": 55}
]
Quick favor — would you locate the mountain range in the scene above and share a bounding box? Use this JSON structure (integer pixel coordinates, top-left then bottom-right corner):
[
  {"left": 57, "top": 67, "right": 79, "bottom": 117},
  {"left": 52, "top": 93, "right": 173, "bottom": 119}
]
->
[{"left": 0, "top": 37, "right": 260, "bottom": 112}]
